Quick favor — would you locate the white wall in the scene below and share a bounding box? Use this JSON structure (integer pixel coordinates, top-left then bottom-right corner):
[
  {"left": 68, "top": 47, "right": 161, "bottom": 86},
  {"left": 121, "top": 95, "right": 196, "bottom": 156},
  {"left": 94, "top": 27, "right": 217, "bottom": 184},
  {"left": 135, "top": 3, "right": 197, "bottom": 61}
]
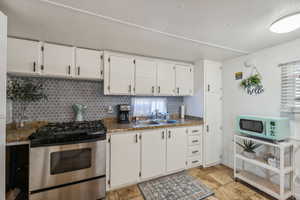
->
[
  {"left": 0, "top": 11, "right": 6, "bottom": 200},
  {"left": 222, "top": 38, "right": 300, "bottom": 198},
  {"left": 184, "top": 60, "right": 204, "bottom": 117}
]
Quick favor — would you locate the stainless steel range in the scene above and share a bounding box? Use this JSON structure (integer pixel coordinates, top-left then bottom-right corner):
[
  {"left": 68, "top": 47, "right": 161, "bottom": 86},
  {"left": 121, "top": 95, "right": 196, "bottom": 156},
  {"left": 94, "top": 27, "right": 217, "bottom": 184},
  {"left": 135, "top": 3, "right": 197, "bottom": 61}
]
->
[{"left": 28, "top": 120, "right": 107, "bottom": 200}]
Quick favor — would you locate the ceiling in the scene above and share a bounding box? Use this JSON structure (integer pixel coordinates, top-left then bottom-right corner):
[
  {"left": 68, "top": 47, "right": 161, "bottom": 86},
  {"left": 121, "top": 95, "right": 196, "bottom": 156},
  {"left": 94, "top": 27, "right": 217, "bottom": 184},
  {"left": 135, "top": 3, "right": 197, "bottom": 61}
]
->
[{"left": 1, "top": 0, "right": 300, "bottom": 62}]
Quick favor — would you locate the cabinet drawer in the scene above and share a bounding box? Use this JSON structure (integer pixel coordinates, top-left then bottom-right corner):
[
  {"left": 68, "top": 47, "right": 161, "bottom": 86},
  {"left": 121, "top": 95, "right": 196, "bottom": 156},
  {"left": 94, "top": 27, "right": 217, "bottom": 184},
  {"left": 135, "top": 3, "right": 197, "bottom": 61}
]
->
[
  {"left": 188, "top": 135, "right": 201, "bottom": 146},
  {"left": 187, "top": 157, "right": 202, "bottom": 168},
  {"left": 188, "top": 126, "right": 203, "bottom": 136},
  {"left": 187, "top": 146, "right": 201, "bottom": 157}
]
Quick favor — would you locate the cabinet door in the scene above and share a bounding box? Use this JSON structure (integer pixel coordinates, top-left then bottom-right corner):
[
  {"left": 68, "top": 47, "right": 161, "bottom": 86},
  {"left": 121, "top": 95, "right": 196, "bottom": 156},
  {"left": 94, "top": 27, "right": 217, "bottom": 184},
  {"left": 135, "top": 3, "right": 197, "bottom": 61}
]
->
[
  {"left": 108, "top": 55, "right": 135, "bottom": 95},
  {"left": 166, "top": 127, "right": 187, "bottom": 172},
  {"left": 75, "top": 48, "right": 102, "bottom": 80},
  {"left": 110, "top": 132, "right": 140, "bottom": 188},
  {"left": 7, "top": 38, "right": 40, "bottom": 75},
  {"left": 140, "top": 130, "right": 166, "bottom": 179},
  {"left": 157, "top": 62, "right": 175, "bottom": 96},
  {"left": 135, "top": 59, "right": 157, "bottom": 95},
  {"left": 175, "top": 64, "right": 193, "bottom": 96},
  {"left": 204, "top": 60, "right": 222, "bottom": 167},
  {"left": 0, "top": 15, "right": 6, "bottom": 118},
  {"left": 42, "top": 43, "right": 74, "bottom": 77}
]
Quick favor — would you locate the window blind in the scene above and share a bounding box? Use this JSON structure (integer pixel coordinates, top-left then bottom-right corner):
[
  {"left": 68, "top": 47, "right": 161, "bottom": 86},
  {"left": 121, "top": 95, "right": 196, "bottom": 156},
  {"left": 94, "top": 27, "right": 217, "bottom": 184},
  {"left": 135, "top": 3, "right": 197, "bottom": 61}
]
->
[
  {"left": 131, "top": 97, "right": 167, "bottom": 116},
  {"left": 281, "top": 60, "right": 300, "bottom": 112}
]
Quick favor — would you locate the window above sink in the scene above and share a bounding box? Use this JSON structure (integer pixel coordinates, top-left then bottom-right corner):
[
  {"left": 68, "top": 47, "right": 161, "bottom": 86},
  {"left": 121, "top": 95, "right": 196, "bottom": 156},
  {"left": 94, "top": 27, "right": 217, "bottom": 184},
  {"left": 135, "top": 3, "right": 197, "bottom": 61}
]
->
[{"left": 131, "top": 97, "right": 167, "bottom": 117}]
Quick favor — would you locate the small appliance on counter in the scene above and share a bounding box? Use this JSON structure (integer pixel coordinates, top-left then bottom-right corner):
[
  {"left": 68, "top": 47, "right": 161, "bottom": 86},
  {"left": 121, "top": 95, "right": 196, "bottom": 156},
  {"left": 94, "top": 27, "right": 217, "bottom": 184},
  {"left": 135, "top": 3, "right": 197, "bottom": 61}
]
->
[
  {"left": 117, "top": 104, "right": 131, "bottom": 124},
  {"left": 236, "top": 115, "right": 290, "bottom": 141}
]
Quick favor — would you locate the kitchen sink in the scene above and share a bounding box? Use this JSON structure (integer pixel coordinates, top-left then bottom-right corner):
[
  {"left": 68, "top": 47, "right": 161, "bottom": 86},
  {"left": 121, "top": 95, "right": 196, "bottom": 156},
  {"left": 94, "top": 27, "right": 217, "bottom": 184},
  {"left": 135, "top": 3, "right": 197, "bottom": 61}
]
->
[{"left": 135, "top": 120, "right": 178, "bottom": 126}]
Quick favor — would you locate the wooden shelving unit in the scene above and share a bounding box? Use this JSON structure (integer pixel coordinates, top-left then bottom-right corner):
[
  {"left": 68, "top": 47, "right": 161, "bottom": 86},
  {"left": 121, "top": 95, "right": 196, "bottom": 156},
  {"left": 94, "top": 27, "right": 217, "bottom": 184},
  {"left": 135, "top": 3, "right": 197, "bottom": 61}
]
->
[{"left": 234, "top": 135, "right": 294, "bottom": 200}]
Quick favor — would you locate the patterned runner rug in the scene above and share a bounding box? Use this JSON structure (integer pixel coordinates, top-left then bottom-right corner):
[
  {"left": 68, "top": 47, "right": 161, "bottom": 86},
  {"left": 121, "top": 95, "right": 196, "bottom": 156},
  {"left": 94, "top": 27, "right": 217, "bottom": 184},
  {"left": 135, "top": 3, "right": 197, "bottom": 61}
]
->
[{"left": 138, "top": 172, "right": 214, "bottom": 200}]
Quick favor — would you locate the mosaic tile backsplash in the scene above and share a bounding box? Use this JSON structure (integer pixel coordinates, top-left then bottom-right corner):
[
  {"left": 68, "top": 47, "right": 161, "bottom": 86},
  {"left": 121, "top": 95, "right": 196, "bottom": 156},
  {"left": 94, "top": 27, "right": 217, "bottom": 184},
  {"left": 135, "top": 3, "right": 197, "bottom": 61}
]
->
[{"left": 7, "top": 76, "right": 183, "bottom": 122}]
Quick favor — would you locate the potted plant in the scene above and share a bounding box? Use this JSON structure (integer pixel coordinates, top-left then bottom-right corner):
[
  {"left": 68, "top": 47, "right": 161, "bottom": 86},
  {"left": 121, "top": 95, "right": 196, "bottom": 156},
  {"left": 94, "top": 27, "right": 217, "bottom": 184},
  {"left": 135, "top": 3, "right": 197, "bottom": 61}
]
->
[
  {"left": 236, "top": 140, "right": 261, "bottom": 159},
  {"left": 7, "top": 79, "right": 47, "bottom": 128}
]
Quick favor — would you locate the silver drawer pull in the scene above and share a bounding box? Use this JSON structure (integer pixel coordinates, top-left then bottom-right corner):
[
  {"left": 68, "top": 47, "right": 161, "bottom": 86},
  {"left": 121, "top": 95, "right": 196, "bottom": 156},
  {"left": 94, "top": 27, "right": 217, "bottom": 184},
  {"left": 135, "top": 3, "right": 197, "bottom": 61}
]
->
[
  {"left": 192, "top": 150, "right": 199, "bottom": 154},
  {"left": 192, "top": 140, "right": 199, "bottom": 143},
  {"left": 192, "top": 160, "right": 199, "bottom": 164},
  {"left": 192, "top": 130, "right": 199, "bottom": 133}
]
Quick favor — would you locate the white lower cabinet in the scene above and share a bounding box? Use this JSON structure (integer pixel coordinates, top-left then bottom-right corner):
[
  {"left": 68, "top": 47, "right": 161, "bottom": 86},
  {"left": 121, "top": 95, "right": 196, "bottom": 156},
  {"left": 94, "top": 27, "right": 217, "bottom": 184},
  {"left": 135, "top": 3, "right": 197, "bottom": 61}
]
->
[
  {"left": 166, "top": 127, "right": 187, "bottom": 173},
  {"left": 140, "top": 129, "right": 166, "bottom": 179},
  {"left": 108, "top": 127, "right": 190, "bottom": 190},
  {"left": 186, "top": 126, "right": 203, "bottom": 169},
  {"left": 110, "top": 132, "right": 140, "bottom": 188}
]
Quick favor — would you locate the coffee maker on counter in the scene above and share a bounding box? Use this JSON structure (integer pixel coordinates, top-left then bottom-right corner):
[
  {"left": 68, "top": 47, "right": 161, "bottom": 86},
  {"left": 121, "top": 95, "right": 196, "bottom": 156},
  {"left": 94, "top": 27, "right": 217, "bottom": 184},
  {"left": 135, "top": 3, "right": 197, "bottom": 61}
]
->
[{"left": 117, "top": 104, "right": 131, "bottom": 124}]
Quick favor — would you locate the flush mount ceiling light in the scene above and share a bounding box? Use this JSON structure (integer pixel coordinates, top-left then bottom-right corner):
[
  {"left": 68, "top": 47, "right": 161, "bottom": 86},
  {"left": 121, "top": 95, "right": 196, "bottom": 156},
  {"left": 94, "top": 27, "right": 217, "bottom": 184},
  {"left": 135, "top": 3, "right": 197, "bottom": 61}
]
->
[{"left": 270, "top": 12, "right": 300, "bottom": 33}]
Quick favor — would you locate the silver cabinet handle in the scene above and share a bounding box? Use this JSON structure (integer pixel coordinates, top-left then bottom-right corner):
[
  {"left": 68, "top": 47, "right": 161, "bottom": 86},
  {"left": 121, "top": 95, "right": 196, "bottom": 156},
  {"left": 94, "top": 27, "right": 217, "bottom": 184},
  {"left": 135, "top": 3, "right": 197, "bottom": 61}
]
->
[
  {"left": 158, "top": 86, "right": 161, "bottom": 94},
  {"left": 162, "top": 131, "right": 165, "bottom": 139},
  {"left": 33, "top": 61, "right": 36, "bottom": 72},
  {"left": 168, "top": 131, "right": 171, "bottom": 139},
  {"left": 192, "top": 130, "right": 199, "bottom": 133},
  {"left": 68, "top": 65, "right": 71, "bottom": 75},
  {"left": 129, "top": 85, "right": 132, "bottom": 93},
  {"left": 152, "top": 86, "right": 154, "bottom": 93},
  {"left": 77, "top": 66, "right": 80, "bottom": 75},
  {"left": 192, "top": 160, "right": 199, "bottom": 164},
  {"left": 41, "top": 65, "right": 44, "bottom": 71},
  {"left": 177, "top": 88, "right": 179, "bottom": 94},
  {"left": 135, "top": 134, "right": 138, "bottom": 143},
  {"left": 192, "top": 140, "right": 199, "bottom": 143},
  {"left": 192, "top": 150, "right": 199, "bottom": 154}
]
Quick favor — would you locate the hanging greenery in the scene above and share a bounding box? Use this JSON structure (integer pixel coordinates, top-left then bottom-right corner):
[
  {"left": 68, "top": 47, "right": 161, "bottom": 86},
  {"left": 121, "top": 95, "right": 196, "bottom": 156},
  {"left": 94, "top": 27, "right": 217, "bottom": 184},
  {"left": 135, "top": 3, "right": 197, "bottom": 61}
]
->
[{"left": 240, "top": 67, "right": 264, "bottom": 95}]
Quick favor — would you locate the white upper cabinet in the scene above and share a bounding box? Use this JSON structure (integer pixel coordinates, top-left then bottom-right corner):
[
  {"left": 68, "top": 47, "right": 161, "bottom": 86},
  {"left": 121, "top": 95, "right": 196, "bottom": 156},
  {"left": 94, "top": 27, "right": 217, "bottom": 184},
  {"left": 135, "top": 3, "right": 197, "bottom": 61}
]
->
[
  {"left": 75, "top": 48, "right": 103, "bottom": 80},
  {"left": 166, "top": 127, "right": 187, "bottom": 173},
  {"left": 175, "top": 64, "right": 193, "bottom": 96},
  {"left": 42, "top": 43, "right": 74, "bottom": 77},
  {"left": 157, "top": 62, "right": 175, "bottom": 96},
  {"left": 104, "top": 54, "right": 135, "bottom": 95},
  {"left": 7, "top": 38, "right": 41, "bottom": 75},
  {"left": 135, "top": 59, "right": 157, "bottom": 95},
  {"left": 140, "top": 130, "right": 166, "bottom": 179}
]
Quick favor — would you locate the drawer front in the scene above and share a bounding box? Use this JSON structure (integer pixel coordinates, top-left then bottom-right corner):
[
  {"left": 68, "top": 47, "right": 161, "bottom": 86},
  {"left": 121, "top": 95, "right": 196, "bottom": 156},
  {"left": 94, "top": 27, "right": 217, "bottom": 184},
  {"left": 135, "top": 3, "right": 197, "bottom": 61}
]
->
[
  {"left": 188, "top": 135, "right": 201, "bottom": 146},
  {"left": 188, "top": 126, "right": 203, "bottom": 136},
  {"left": 187, "top": 157, "right": 202, "bottom": 168},
  {"left": 188, "top": 146, "right": 201, "bottom": 157},
  {"left": 30, "top": 177, "right": 105, "bottom": 200}
]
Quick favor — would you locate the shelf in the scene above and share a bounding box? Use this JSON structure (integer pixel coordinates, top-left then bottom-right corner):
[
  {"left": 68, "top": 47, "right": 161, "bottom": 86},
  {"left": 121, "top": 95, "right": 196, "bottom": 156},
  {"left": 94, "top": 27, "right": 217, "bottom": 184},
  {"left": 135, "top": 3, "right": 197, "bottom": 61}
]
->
[
  {"left": 236, "top": 171, "right": 292, "bottom": 199},
  {"left": 236, "top": 154, "right": 280, "bottom": 173},
  {"left": 235, "top": 135, "right": 293, "bottom": 148}
]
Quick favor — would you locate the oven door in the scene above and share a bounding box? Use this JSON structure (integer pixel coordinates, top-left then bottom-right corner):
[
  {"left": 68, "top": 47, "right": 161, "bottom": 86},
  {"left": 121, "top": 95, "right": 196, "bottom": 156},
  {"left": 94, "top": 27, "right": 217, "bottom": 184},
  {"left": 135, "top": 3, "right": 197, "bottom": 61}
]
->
[
  {"left": 239, "top": 119, "right": 265, "bottom": 135},
  {"left": 29, "top": 140, "right": 106, "bottom": 192}
]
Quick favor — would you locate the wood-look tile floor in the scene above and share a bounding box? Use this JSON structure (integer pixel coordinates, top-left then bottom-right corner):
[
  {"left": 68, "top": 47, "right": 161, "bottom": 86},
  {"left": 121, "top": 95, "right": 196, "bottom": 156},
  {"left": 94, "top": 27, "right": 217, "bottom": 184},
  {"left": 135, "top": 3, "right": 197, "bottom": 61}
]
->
[{"left": 107, "top": 165, "right": 287, "bottom": 200}]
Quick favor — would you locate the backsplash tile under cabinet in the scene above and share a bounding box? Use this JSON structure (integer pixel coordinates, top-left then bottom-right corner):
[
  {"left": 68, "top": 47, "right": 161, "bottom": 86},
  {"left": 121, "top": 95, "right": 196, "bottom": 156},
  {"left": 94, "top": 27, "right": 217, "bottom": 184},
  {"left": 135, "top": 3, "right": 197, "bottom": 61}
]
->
[{"left": 8, "top": 76, "right": 183, "bottom": 123}]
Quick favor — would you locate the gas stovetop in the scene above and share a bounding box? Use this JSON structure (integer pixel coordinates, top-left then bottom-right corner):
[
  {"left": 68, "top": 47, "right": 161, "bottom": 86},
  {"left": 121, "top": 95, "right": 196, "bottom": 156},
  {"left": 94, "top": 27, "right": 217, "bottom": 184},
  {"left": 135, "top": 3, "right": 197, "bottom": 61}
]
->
[{"left": 29, "top": 120, "right": 107, "bottom": 147}]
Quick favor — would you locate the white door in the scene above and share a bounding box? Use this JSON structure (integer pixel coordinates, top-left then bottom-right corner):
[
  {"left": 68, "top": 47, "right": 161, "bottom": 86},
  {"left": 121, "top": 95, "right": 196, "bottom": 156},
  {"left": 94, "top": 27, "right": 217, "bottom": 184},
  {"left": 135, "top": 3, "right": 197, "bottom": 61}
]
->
[
  {"left": 157, "top": 62, "right": 175, "bottom": 96},
  {"left": 166, "top": 127, "right": 187, "bottom": 172},
  {"left": 204, "top": 60, "right": 222, "bottom": 167},
  {"left": 7, "top": 38, "right": 41, "bottom": 75},
  {"left": 135, "top": 59, "right": 157, "bottom": 95},
  {"left": 42, "top": 43, "right": 74, "bottom": 77},
  {"left": 75, "top": 48, "right": 102, "bottom": 80},
  {"left": 108, "top": 55, "right": 135, "bottom": 95},
  {"left": 140, "top": 130, "right": 166, "bottom": 179},
  {"left": 110, "top": 132, "right": 140, "bottom": 188},
  {"left": 175, "top": 65, "right": 193, "bottom": 96}
]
